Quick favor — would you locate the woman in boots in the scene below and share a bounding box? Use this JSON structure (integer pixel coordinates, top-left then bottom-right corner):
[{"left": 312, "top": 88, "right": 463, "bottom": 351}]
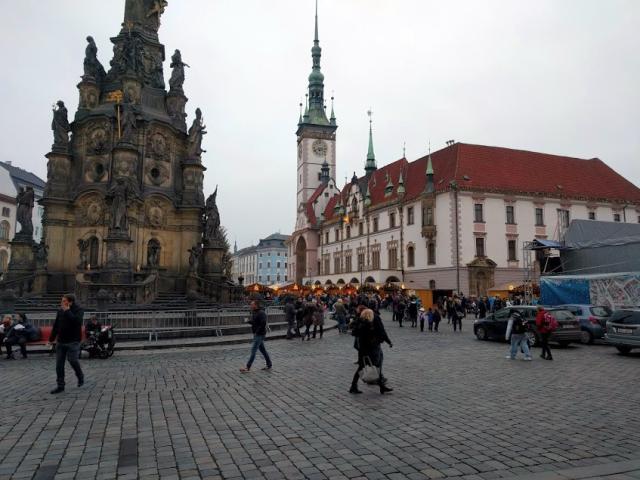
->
[{"left": 349, "top": 309, "right": 393, "bottom": 395}]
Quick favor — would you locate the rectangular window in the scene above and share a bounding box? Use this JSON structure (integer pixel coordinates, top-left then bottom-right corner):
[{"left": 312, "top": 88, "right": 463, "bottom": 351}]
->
[
  {"left": 335, "top": 228, "right": 340, "bottom": 242},
  {"left": 506, "top": 205, "right": 515, "bottom": 224},
  {"left": 508, "top": 240, "right": 517, "bottom": 261},
  {"left": 427, "top": 242, "right": 436, "bottom": 265},
  {"left": 372, "top": 251, "right": 380, "bottom": 270},
  {"left": 267, "top": 275, "right": 270, "bottom": 282},
  {"left": 285, "top": 275, "right": 288, "bottom": 281},
  {"left": 334, "top": 256, "right": 341, "bottom": 274},
  {"left": 358, "top": 222, "right": 364, "bottom": 236},
  {"left": 389, "top": 212, "right": 396, "bottom": 228},
  {"left": 276, "top": 262, "right": 280, "bottom": 269},
  {"left": 357, "top": 252, "right": 365, "bottom": 270},
  {"left": 475, "top": 237, "right": 485, "bottom": 257},
  {"left": 588, "top": 211, "right": 596, "bottom": 220},
  {"left": 613, "top": 213, "right": 621, "bottom": 222},
  {"left": 267, "top": 262, "right": 271, "bottom": 268},
  {"left": 277, "top": 274, "right": 281, "bottom": 282},
  {"left": 424, "top": 207, "right": 434, "bottom": 226},
  {"left": 346, "top": 226, "right": 351, "bottom": 239},
  {"left": 323, "top": 255, "right": 330, "bottom": 275},
  {"left": 325, "top": 232, "right": 329, "bottom": 244},
  {"left": 474, "top": 203, "right": 484, "bottom": 223},
  {"left": 345, "top": 253, "right": 352, "bottom": 273},
  {"left": 535, "top": 208, "right": 544, "bottom": 226},
  {"left": 1, "top": 207, "right": 9, "bottom": 217},
  {"left": 388, "top": 248, "right": 398, "bottom": 269},
  {"left": 407, "top": 207, "right": 414, "bottom": 225},
  {"left": 373, "top": 217, "right": 379, "bottom": 232},
  {"left": 258, "top": 263, "right": 262, "bottom": 269},
  {"left": 558, "top": 209, "right": 570, "bottom": 230},
  {"left": 284, "top": 262, "right": 287, "bottom": 269}
]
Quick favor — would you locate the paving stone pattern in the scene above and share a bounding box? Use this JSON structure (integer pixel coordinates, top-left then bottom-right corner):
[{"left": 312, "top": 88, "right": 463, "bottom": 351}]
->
[{"left": 1, "top": 312, "right": 639, "bottom": 480}]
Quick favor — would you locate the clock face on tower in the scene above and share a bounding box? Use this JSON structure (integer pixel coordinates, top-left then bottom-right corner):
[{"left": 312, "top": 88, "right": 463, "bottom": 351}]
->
[{"left": 312, "top": 139, "right": 328, "bottom": 157}]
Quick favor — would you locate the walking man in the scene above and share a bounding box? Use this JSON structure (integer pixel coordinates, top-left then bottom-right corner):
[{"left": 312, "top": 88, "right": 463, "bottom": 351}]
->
[
  {"left": 49, "top": 294, "right": 85, "bottom": 394},
  {"left": 240, "top": 300, "right": 272, "bottom": 372},
  {"left": 505, "top": 310, "right": 532, "bottom": 361}
]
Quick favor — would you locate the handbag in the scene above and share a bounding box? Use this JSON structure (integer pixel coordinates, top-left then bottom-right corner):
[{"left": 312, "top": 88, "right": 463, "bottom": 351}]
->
[{"left": 359, "top": 356, "right": 380, "bottom": 384}]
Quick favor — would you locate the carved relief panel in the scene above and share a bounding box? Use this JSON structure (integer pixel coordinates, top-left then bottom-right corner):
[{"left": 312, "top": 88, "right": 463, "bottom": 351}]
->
[
  {"left": 76, "top": 194, "right": 105, "bottom": 227},
  {"left": 83, "top": 121, "right": 112, "bottom": 183}
]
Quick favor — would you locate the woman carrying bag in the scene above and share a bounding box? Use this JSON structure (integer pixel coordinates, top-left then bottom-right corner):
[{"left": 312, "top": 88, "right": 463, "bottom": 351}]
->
[{"left": 349, "top": 308, "right": 393, "bottom": 395}]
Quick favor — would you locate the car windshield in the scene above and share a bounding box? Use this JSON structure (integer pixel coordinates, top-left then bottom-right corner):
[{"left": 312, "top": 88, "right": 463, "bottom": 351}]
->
[
  {"left": 590, "top": 306, "right": 611, "bottom": 317},
  {"left": 550, "top": 310, "right": 573, "bottom": 321},
  {"left": 611, "top": 311, "right": 640, "bottom": 325}
]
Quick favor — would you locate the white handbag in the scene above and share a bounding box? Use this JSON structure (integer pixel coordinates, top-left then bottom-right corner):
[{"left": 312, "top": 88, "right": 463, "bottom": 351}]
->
[{"left": 359, "top": 356, "right": 380, "bottom": 384}]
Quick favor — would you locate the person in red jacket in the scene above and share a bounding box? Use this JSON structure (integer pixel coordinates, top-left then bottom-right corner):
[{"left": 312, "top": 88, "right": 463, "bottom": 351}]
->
[{"left": 535, "top": 306, "right": 553, "bottom": 361}]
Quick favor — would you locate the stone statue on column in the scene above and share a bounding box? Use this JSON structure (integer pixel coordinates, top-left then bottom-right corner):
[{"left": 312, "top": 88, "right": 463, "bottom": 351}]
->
[
  {"left": 51, "top": 101, "right": 71, "bottom": 151},
  {"left": 169, "top": 49, "right": 189, "bottom": 92},
  {"left": 78, "top": 239, "right": 90, "bottom": 269},
  {"left": 188, "top": 244, "right": 202, "bottom": 273},
  {"left": 83, "top": 36, "right": 106, "bottom": 83},
  {"left": 15, "top": 187, "right": 34, "bottom": 238},
  {"left": 107, "top": 178, "right": 133, "bottom": 232},
  {"left": 187, "top": 108, "right": 206, "bottom": 159},
  {"left": 203, "top": 187, "right": 220, "bottom": 245}
]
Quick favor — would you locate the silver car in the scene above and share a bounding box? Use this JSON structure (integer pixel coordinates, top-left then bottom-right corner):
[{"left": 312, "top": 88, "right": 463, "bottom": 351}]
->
[
  {"left": 605, "top": 309, "right": 640, "bottom": 355},
  {"left": 559, "top": 304, "right": 612, "bottom": 344}
]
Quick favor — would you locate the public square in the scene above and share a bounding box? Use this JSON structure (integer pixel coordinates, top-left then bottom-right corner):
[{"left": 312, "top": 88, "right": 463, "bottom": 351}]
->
[{"left": 1, "top": 313, "right": 639, "bottom": 480}]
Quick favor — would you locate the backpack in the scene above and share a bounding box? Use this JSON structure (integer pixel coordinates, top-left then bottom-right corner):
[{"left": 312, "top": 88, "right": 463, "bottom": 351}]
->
[
  {"left": 512, "top": 315, "right": 527, "bottom": 335},
  {"left": 543, "top": 312, "right": 559, "bottom": 332}
]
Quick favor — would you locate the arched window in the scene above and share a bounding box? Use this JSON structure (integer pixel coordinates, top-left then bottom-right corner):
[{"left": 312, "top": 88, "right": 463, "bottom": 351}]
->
[
  {"left": 88, "top": 236, "right": 99, "bottom": 267},
  {"left": 407, "top": 245, "right": 415, "bottom": 267},
  {"left": 0, "top": 221, "right": 10, "bottom": 240},
  {"left": 0, "top": 250, "right": 8, "bottom": 272},
  {"left": 429, "top": 279, "right": 436, "bottom": 290}
]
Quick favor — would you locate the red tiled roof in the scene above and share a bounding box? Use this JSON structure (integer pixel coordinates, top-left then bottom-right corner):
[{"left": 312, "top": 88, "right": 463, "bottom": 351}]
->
[
  {"left": 314, "top": 143, "right": 640, "bottom": 221},
  {"left": 305, "top": 183, "right": 327, "bottom": 226}
]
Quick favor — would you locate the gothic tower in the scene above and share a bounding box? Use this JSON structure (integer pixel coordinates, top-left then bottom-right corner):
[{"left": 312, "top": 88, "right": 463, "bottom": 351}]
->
[{"left": 295, "top": 0, "right": 337, "bottom": 225}]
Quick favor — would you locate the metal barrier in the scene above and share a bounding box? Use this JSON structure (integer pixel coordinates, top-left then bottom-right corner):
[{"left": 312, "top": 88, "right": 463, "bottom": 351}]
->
[{"left": 24, "top": 306, "right": 285, "bottom": 341}]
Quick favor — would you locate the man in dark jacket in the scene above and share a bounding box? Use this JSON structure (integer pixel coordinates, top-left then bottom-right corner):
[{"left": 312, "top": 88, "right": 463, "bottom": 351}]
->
[
  {"left": 240, "top": 301, "right": 272, "bottom": 372},
  {"left": 49, "top": 294, "right": 85, "bottom": 394},
  {"left": 284, "top": 296, "right": 297, "bottom": 339}
]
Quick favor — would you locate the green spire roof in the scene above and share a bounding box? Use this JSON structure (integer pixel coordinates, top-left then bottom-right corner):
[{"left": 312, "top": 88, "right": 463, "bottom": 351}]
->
[
  {"left": 303, "top": 0, "right": 329, "bottom": 126},
  {"left": 365, "top": 111, "right": 377, "bottom": 174},
  {"left": 426, "top": 154, "right": 434, "bottom": 175},
  {"left": 397, "top": 171, "right": 405, "bottom": 195}
]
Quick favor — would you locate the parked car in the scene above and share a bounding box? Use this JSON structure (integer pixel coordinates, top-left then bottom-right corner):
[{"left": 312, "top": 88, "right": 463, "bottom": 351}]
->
[
  {"left": 605, "top": 309, "right": 640, "bottom": 355},
  {"left": 473, "top": 306, "right": 581, "bottom": 347},
  {"left": 559, "top": 304, "right": 612, "bottom": 344}
]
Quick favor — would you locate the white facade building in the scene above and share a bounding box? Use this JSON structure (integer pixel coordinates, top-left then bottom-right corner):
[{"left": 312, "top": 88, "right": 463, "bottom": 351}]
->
[{"left": 230, "top": 245, "right": 258, "bottom": 286}]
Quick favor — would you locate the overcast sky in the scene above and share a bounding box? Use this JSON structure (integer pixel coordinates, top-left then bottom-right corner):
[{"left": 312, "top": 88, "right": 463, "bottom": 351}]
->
[{"left": 1, "top": 0, "right": 639, "bottom": 248}]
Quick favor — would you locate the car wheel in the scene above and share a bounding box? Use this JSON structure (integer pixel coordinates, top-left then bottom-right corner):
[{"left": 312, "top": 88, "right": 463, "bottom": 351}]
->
[
  {"left": 525, "top": 331, "right": 538, "bottom": 348},
  {"left": 580, "top": 330, "right": 594, "bottom": 345},
  {"left": 475, "top": 326, "right": 488, "bottom": 341},
  {"left": 558, "top": 341, "right": 571, "bottom": 348},
  {"left": 616, "top": 346, "right": 632, "bottom": 355}
]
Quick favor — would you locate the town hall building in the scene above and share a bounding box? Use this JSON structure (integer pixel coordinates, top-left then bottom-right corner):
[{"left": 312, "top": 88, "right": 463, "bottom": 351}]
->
[{"left": 286, "top": 5, "right": 640, "bottom": 298}]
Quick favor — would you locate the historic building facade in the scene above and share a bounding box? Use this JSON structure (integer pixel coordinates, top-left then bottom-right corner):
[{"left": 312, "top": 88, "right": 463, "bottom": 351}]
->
[
  {"left": 231, "top": 233, "right": 290, "bottom": 286},
  {"left": 287, "top": 8, "right": 640, "bottom": 297},
  {"left": 231, "top": 245, "right": 257, "bottom": 286}
]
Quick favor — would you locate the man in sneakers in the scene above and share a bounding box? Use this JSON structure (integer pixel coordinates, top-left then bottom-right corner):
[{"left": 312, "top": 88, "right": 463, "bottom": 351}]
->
[
  {"left": 49, "top": 294, "right": 85, "bottom": 393},
  {"left": 240, "top": 300, "right": 272, "bottom": 372},
  {"left": 505, "top": 310, "right": 532, "bottom": 361}
]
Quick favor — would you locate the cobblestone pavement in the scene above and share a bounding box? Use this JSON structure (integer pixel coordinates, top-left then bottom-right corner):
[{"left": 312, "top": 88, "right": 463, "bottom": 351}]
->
[{"left": 1, "top": 312, "right": 639, "bottom": 480}]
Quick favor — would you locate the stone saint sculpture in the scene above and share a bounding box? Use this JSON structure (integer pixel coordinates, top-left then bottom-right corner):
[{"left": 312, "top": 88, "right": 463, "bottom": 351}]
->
[
  {"left": 119, "top": 92, "right": 138, "bottom": 144},
  {"left": 203, "top": 187, "right": 220, "bottom": 244},
  {"left": 108, "top": 178, "right": 131, "bottom": 231},
  {"left": 51, "top": 101, "right": 71, "bottom": 149},
  {"left": 34, "top": 241, "right": 49, "bottom": 269},
  {"left": 147, "top": 240, "right": 160, "bottom": 267},
  {"left": 169, "top": 49, "right": 189, "bottom": 91},
  {"left": 83, "top": 36, "right": 106, "bottom": 82},
  {"left": 187, "top": 108, "right": 207, "bottom": 158},
  {"left": 188, "top": 244, "right": 203, "bottom": 272},
  {"left": 146, "top": 0, "right": 168, "bottom": 30},
  {"left": 77, "top": 239, "right": 89, "bottom": 269},
  {"left": 16, "top": 187, "right": 35, "bottom": 237}
]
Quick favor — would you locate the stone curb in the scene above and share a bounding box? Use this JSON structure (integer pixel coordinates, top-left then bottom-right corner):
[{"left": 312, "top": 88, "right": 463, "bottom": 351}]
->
[{"left": 22, "top": 320, "right": 338, "bottom": 353}]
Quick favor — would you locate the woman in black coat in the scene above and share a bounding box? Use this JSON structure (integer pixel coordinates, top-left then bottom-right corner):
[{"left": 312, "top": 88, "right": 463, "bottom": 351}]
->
[{"left": 349, "top": 309, "right": 393, "bottom": 395}]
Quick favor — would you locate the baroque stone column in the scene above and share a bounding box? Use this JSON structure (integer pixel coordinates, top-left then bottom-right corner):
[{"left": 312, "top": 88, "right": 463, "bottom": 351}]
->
[{"left": 44, "top": 151, "right": 73, "bottom": 200}]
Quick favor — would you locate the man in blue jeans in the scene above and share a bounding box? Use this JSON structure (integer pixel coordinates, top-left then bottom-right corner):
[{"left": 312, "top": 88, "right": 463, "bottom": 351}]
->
[
  {"left": 240, "top": 300, "right": 272, "bottom": 372},
  {"left": 49, "top": 294, "right": 85, "bottom": 393}
]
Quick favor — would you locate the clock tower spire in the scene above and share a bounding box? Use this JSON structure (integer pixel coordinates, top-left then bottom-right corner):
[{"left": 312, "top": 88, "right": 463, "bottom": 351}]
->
[{"left": 295, "top": 0, "right": 337, "bottom": 222}]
